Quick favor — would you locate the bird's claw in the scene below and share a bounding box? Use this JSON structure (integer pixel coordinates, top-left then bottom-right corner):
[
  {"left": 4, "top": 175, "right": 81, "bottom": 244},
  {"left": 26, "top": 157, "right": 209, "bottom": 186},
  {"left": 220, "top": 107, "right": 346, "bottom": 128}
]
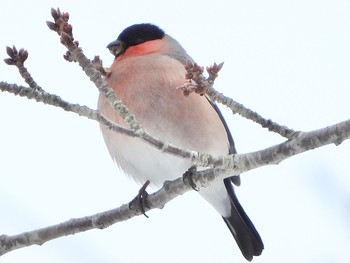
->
[
  {"left": 183, "top": 166, "right": 199, "bottom": 191},
  {"left": 129, "top": 180, "right": 150, "bottom": 218}
]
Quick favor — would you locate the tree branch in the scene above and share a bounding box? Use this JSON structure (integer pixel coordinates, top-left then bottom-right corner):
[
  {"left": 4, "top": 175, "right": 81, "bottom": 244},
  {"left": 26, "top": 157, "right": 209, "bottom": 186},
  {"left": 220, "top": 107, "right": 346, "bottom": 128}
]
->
[
  {"left": 178, "top": 61, "right": 298, "bottom": 139},
  {"left": 47, "top": 8, "right": 144, "bottom": 134},
  {"left": 0, "top": 118, "right": 349, "bottom": 255}
]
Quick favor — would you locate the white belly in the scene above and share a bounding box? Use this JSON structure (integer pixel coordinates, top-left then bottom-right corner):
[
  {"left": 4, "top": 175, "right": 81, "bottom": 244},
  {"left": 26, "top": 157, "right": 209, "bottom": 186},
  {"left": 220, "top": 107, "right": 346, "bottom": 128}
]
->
[{"left": 101, "top": 128, "right": 231, "bottom": 217}]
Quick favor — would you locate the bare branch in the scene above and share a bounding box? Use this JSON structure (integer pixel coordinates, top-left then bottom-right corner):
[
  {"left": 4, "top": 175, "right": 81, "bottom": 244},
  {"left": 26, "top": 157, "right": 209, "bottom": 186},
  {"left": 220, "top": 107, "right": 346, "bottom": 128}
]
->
[
  {"left": 0, "top": 118, "right": 349, "bottom": 255},
  {"left": 215, "top": 119, "right": 350, "bottom": 174},
  {"left": 179, "top": 61, "right": 298, "bottom": 139},
  {"left": 0, "top": 81, "right": 134, "bottom": 137},
  {"left": 0, "top": 81, "right": 200, "bottom": 163},
  {"left": 206, "top": 87, "right": 298, "bottom": 139},
  {"left": 46, "top": 8, "right": 143, "bottom": 134}
]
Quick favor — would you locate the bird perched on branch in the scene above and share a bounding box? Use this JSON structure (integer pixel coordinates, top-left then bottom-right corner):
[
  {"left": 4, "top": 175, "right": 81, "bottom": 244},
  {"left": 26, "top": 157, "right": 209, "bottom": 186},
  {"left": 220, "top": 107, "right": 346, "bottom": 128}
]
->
[{"left": 98, "top": 23, "right": 263, "bottom": 261}]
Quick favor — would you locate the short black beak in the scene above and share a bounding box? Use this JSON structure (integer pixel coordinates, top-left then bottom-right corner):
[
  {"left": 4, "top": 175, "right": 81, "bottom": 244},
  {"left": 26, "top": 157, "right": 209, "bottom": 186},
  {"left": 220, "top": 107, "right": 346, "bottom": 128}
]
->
[{"left": 107, "top": 39, "right": 125, "bottom": 57}]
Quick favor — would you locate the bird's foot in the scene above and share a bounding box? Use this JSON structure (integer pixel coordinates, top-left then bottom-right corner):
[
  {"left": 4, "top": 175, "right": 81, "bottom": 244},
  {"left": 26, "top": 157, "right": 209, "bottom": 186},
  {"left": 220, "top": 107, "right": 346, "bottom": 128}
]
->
[
  {"left": 129, "top": 180, "right": 150, "bottom": 218},
  {"left": 183, "top": 166, "right": 199, "bottom": 191}
]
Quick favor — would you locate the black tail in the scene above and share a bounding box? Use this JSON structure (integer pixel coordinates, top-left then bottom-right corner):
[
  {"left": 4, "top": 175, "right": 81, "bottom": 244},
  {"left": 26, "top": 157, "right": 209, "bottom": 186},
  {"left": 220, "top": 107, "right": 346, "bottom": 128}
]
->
[{"left": 223, "top": 179, "right": 264, "bottom": 261}]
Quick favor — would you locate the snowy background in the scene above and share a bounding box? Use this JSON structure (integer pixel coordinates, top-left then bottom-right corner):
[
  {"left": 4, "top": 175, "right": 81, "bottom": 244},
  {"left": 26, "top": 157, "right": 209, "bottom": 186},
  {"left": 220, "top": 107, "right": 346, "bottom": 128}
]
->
[{"left": 1, "top": 1, "right": 350, "bottom": 262}]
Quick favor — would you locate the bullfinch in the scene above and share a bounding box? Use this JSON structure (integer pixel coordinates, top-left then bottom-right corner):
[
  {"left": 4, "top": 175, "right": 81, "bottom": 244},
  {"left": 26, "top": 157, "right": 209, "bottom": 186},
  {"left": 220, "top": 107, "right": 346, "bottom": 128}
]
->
[{"left": 98, "top": 23, "right": 263, "bottom": 261}]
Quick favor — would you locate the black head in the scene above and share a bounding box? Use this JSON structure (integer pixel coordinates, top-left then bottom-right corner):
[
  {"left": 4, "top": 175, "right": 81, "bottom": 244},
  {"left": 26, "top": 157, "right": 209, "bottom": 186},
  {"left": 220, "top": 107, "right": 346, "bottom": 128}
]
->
[{"left": 107, "top": 23, "right": 165, "bottom": 58}]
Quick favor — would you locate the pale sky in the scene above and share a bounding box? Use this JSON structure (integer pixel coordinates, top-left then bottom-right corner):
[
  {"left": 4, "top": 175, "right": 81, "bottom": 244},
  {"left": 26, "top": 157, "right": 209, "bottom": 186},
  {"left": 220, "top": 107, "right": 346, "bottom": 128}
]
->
[{"left": 1, "top": 1, "right": 350, "bottom": 262}]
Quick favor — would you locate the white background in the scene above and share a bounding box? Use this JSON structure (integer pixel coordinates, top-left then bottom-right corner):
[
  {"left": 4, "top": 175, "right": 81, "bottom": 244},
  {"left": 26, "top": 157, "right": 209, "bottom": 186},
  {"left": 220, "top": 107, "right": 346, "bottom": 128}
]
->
[{"left": 1, "top": 1, "right": 350, "bottom": 262}]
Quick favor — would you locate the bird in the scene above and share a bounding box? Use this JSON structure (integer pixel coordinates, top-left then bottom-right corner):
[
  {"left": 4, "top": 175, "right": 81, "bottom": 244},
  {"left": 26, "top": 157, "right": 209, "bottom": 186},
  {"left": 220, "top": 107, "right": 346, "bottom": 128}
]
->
[{"left": 98, "top": 23, "right": 264, "bottom": 261}]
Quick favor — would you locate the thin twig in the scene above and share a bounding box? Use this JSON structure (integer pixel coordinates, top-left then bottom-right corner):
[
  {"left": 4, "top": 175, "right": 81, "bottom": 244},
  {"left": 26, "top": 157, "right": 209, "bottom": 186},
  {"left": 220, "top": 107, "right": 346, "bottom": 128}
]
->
[
  {"left": 206, "top": 87, "right": 298, "bottom": 139},
  {"left": 47, "top": 8, "right": 143, "bottom": 134},
  {"left": 0, "top": 81, "right": 135, "bottom": 137},
  {"left": 178, "top": 61, "right": 298, "bottom": 139}
]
